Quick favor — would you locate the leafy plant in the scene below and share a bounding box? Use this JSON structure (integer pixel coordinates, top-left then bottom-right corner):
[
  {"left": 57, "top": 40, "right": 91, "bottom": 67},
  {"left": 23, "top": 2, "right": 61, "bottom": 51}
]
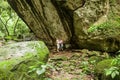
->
[
  {"left": 105, "top": 67, "right": 119, "bottom": 78},
  {"left": 0, "top": 0, "right": 30, "bottom": 41},
  {"left": 80, "top": 60, "right": 96, "bottom": 74},
  {"left": 104, "top": 55, "right": 120, "bottom": 79},
  {"left": 111, "top": 55, "right": 120, "bottom": 66},
  {"left": 28, "top": 63, "right": 54, "bottom": 76}
]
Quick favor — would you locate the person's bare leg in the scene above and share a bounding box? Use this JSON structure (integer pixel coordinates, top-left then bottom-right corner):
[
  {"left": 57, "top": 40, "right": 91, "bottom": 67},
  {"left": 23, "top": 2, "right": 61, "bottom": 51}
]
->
[{"left": 57, "top": 43, "right": 60, "bottom": 52}]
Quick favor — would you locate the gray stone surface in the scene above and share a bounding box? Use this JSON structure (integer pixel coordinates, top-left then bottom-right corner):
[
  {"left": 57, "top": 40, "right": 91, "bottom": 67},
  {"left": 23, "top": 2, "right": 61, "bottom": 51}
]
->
[{"left": 7, "top": 0, "right": 120, "bottom": 52}]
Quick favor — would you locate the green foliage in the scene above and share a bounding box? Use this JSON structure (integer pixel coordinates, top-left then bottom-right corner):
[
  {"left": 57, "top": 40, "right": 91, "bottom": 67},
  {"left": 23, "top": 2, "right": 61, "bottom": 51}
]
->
[
  {"left": 29, "top": 63, "right": 54, "bottom": 75},
  {"left": 28, "top": 63, "right": 54, "bottom": 80},
  {"left": 80, "top": 60, "right": 96, "bottom": 74},
  {"left": 81, "top": 61, "right": 89, "bottom": 74},
  {"left": 105, "top": 67, "right": 119, "bottom": 79},
  {"left": 104, "top": 55, "right": 120, "bottom": 79},
  {"left": 0, "top": 0, "right": 30, "bottom": 40},
  {"left": 88, "top": 21, "right": 120, "bottom": 32},
  {"left": 28, "top": 62, "right": 45, "bottom": 75},
  {"left": 111, "top": 55, "right": 120, "bottom": 66}
]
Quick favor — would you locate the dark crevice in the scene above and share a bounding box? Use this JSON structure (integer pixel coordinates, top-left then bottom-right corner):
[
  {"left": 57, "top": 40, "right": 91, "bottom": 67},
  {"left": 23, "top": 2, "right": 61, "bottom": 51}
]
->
[
  {"left": 25, "top": 0, "right": 33, "bottom": 8},
  {"left": 73, "top": 0, "right": 86, "bottom": 11},
  {"left": 40, "top": 0, "right": 47, "bottom": 20},
  {"left": 51, "top": 0, "right": 73, "bottom": 42}
]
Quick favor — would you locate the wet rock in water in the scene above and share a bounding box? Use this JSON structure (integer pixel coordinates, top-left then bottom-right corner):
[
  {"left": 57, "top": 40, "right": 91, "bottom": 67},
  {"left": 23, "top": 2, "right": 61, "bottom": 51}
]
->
[{"left": 0, "top": 41, "right": 49, "bottom": 80}]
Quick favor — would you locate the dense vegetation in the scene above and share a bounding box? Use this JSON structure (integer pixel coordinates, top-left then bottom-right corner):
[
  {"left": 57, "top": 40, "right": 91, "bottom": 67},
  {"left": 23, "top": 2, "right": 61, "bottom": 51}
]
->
[{"left": 0, "top": 0, "right": 30, "bottom": 41}]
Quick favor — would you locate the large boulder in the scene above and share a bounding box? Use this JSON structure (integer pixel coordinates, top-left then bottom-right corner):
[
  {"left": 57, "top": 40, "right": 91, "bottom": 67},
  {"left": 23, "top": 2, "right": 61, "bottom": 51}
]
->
[
  {"left": 73, "top": 0, "right": 120, "bottom": 52},
  {"left": 7, "top": 0, "right": 120, "bottom": 52},
  {"left": 0, "top": 41, "right": 49, "bottom": 80}
]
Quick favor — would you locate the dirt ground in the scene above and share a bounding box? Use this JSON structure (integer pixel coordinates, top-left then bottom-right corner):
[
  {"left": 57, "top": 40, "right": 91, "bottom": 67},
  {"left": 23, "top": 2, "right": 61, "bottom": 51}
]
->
[{"left": 46, "top": 50, "right": 95, "bottom": 80}]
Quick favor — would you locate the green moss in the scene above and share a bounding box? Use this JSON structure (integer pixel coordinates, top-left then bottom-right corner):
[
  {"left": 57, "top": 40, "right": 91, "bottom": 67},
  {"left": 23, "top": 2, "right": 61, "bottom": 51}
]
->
[
  {"left": 95, "top": 59, "right": 113, "bottom": 74},
  {"left": 0, "top": 41, "right": 49, "bottom": 80},
  {"left": 0, "top": 53, "right": 35, "bottom": 70},
  {"left": 26, "top": 41, "right": 49, "bottom": 62},
  {"left": 0, "top": 55, "right": 46, "bottom": 80}
]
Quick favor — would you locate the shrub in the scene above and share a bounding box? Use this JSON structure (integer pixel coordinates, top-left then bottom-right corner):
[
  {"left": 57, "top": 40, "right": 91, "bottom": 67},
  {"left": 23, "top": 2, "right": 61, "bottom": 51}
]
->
[{"left": 104, "top": 55, "right": 120, "bottom": 79}]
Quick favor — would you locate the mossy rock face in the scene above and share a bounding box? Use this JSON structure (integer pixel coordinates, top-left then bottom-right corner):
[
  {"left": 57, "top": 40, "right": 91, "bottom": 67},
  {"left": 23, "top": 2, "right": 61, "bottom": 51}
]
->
[
  {"left": 0, "top": 41, "right": 49, "bottom": 80},
  {"left": 8, "top": 0, "right": 120, "bottom": 52},
  {"left": 73, "top": 0, "right": 120, "bottom": 52},
  {"left": 95, "top": 59, "right": 120, "bottom": 80}
]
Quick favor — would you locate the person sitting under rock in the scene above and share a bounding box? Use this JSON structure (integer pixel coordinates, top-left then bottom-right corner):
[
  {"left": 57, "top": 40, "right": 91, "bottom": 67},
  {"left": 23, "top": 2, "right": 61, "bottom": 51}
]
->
[{"left": 56, "top": 39, "right": 63, "bottom": 52}]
